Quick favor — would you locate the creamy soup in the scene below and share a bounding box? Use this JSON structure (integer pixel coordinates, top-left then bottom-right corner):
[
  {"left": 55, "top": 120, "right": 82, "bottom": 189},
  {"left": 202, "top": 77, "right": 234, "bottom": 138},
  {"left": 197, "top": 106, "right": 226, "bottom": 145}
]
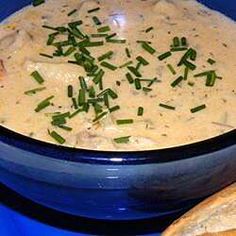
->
[{"left": 0, "top": 0, "right": 235, "bottom": 151}]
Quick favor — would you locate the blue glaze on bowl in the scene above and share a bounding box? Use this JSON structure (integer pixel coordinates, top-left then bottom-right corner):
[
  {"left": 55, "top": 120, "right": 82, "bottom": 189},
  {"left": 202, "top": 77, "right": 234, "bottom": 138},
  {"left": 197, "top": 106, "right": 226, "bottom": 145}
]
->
[{"left": 0, "top": 0, "right": 236, "bottom": 220}]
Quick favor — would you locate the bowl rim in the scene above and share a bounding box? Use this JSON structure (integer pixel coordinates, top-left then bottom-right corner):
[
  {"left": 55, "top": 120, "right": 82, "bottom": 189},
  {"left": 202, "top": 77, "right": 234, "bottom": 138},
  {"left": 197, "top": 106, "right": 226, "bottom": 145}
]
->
[
  {"left": 0, "top": 1, "right": 236, "bottom": 165},
  {"left": 0, "top": 125, "right": 235, "bottom": 165}
]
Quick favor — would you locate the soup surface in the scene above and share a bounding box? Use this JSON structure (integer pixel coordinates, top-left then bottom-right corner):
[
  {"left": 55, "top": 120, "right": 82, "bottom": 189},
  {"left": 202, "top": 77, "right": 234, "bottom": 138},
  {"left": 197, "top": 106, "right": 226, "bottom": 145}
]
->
[{"left": 0, "top": 0, "right": 235, "bottom": 150}]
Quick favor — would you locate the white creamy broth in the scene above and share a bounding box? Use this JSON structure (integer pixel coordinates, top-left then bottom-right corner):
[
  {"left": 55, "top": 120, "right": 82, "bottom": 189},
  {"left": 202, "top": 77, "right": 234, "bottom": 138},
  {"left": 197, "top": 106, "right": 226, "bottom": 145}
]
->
[{"left": 0, "top": 0, "right": 235, "bottom": 151}]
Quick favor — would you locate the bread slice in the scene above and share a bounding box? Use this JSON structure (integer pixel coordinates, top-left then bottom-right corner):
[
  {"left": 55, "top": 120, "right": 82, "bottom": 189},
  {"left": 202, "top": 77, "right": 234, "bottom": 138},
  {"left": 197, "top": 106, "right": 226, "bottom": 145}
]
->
[{"left": 162, "top": 183, "right": 236, "bottom": 236}]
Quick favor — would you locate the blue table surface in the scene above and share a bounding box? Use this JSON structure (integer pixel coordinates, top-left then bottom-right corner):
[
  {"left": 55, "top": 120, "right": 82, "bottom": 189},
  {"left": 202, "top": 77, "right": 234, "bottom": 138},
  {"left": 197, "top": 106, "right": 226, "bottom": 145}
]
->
[{"left": 0, "top": 185, "right": 172, "bottom": 236}]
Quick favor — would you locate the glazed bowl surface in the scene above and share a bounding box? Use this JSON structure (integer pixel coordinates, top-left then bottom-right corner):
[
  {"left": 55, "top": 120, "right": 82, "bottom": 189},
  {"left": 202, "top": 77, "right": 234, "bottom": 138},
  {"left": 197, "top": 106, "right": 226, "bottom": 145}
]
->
[{"left": 0, "top": 0, "right": 236, "bottom": 220}]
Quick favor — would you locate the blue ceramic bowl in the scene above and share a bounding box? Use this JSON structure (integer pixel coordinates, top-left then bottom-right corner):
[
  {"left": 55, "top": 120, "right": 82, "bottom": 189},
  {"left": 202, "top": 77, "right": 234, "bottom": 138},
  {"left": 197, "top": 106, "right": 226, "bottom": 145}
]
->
[{"left": 0, "top": 0, "right": 236, "bottom": 220}]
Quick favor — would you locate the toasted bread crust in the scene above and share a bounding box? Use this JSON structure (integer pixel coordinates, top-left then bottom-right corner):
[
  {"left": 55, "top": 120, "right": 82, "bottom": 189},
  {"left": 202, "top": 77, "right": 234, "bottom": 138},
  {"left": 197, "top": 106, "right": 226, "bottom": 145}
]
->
[{"left": 162, "top": 183, "right": 236, "bottom": 236}]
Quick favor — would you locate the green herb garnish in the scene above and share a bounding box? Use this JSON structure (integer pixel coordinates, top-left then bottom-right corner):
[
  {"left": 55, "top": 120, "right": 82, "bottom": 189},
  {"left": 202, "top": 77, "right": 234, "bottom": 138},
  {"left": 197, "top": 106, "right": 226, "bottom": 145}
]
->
[
  {"left": 159, "top": 103, "right": 176, "bottom": 110},
  {"left": 100, "top": 61, "right": 117, "bottom": 71},
  {"left": 98, "top": 26, "right": 111, "bottom": 33},
  {"left": 87, "top": 7, "right": 100, "bottom": 13},
  {"left": 137, "top": 107, "right": 144, "bottom": 116},
  {"left": 158, "top": 51, "right": 172, "bottom": 61},
  {"left": 31, "top": 71, "right": 44, "bottom": 84},
  {"left": 98, "top": 51, "right": 114, "bottom": 61},
  {"left": 32, "top": 0, "right": 45, "bottom": 7},
  {"left": 35, "top": 96, "right": 54, "bottom": 112},
  {"left": 171, "top": 76, "right": 184, "bottom": 87},
  {"left": 190, "top": 104, "right": 206, "bottom": 113},
  {"left": 48, "top": 130, "right": 65, "bottom": 144},
  {"left": 167, "top": 64, "right": 177, "bottom": 75},
  {"left": 114, "top": 136, "right": 131, "bottom": 144},
  {"left": 68, "top": 9, "right": 77, "bottom": 16},
  {"left": 24, "top": 87, "right": 46, "bottom": 95},
  {"left": 145, "top": 27, "right": 154, "bottom": 33},
  {"left": 116, "top": 119, "right": 134, "bottom": 125},
  {"left": 92, "top": 16, "right": 102, "bottom": 25},
  {"left": 67, "top": 85, "right": 73, "bottom": 98},
  {"left": 141, "top": 42, "right": 156, "bottom": 54}
]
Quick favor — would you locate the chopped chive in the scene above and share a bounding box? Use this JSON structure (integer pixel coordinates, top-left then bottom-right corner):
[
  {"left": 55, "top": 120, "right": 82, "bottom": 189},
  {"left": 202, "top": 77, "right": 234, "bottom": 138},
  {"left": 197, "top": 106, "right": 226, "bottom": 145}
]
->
[
  {"left": 88, "top": 86, "right": 96, "bottom": 98},
  {"left": 125, "top": 48, "right": 131, "bottom": 58},
  {"left": 93, "top": 111, "right": 108, "bottom": 122},
  {"left": 136, "top": 56, "right": 149, "bottom": 65},
  {"left": 136, "top": 61, "right": 142, "bottom": 71},
  {"left": 69, "top": 109, "right": 83, "bottom": 119},
  {"left": 119, "top": 60, "right": 133, "bottom": 69},
  {"left": 35, "top": 96, "right": 54, "bottom": 112},
  {"left": 98, "top": 51, "right": 114, "bottom": 61},
  {"left": 32, "top": 0, "right": 45, "bottom": 7},
  {"left": 158, "top": 51, "right": 172, "bottom": 61},
  {"left": 93, "top": 69, "right": 104, "bottom": 89},
  {"left": 170, "top": 47, "right": 188, "bottom": 52},
  {"left": 119, "top": 61, "right": 133, "bottom": 68},
  {"left": 47, "top": 32, "right": 58, "bottom": 45},
  {"left": 147, "top": 77, "right": 159, "bottom": 87},
  {"left": 79, "top": 76, "right": 88, "bottom": 90},
  {"left": 137, "top": 40, "right": 152, "bottom": 44},
  {"left": 48, "top": 130, "right": 65, "bottom": 144},
  {"left": 39, "top": 53, "right": 53, "bottom": 59},
  {"left": 68, "top": 20, "right": 83, "bottom": 28},
  {"left": 31, "top": 71, "right": 44, "bottom": 84},
  {"left": 24, "top": 87, "right": 46, "bottom": 95},
  {"left": 72, "top": 97, "right": 78, "bottom": 109},
  {"left": 52, "top": 112, "right": 71, "bottom": 120},
  {"left": 167, "top": 64, "right": 176, "bottom": 75},
  {"left": 92, "top": 16, "right": 102, "bottom": 25},
  {"left": 134, "top": 79, "right": 142, "bottom": 90},
  {"left": 171, "top": 76, "right": 184, "bottom": 87},
  {"left": 106, "top": 39, "right": 126, "bottom": 44},
  {"left": 64, "top": 47, "right": 76, "bottom": 56},
  {"left": 42, "top": 25, "right": 57, "bottom": 31},
  {"left": 105, "top": 33, "right": 117, "bottom": 40},
  {"left": 97, "top": 26, "right": 111, "bottom": 33},
  {"left": 90, "top": 33, "right": 108, "bottom": 38},
  {"left": 114, "top": 136, "right": 131, "bottom": 144},
  {"left": 141, "top": 42, "right": 156, "bottom": 54},
  {"left": 127, "top": 66, "right": 142, "bottom": 77},
  {"left": 126, "top": 72, "right": 134, "bottom": 84},
  {"left": 58, "top": 125, "right": 73, "bottom": 131},
  {"left": 194, "top": 70, "right": 215, "bottom": 78},
  {"left": 137, "top": 107, "right": 144, "bottom": 116},
  {"left": 188, "top": 81, "right": 195, "bottom": 87},
  {"left": 109, "top": 105, "right": 120, "bottom": 113},
  {"left": 190, "top": 104, "right": 206, "bottom": 113},
  {"left": 103, "top": 93, "right": 109, "bottom": 108},
  {"left": 68, "top": 9, "right": 77, "bottom": 16},
  {"left": 116, "top": 119, "right": 134, "bottom": 125},
  {"left": 98, "top": 88, "right": 118, "bottom": 99},
  {"left": 83, "top": 41, "right": 104, "bottom": 47},
  {"left": 206, "top": 72, "right": 216, "bottom": 87},
  {"left": 183, "top": 60, "right": 196, "bottom": 70},
  {"left": 207, "top": 58, "right": 216, "bottom": 65},
  {"left": 159, "top": 103, "right": 176, "bottom": 110},
  {"left": 93, "top": 103, "right": 103, "bottom": 114},
  {"left": 67, "top": 85, "right": 73, "bottom": 98},
  {"left": 100, "top": 61, "right": 117, "bottom": 71},
  {"left": 51, "top": 117, "right": 66, "bottom": 126},
  {"left": 173, "top": 37, "right": 180, "bottom": 47},
  {"left": 184, "top": 67, "right": 189, "bottom": 80},
  {"left": 145, "top": 26, "right": 154, "bottom": 33},
  {"left": 181, "top": 37, "right": 187, "bottom": 47},
  {"left": 83, "top": 103, "right": 90, "bottom": 113},
  {"left": 78, "top": 89, "right": 86, "bottom": 106},
  {"left": 87, "top": 7, "right": 100, "bottom": 13},
  {"left": 178, "top": 48, "right": 197, "bottom": 70},
  {"left": 143, "top": 87, "right": 152, "bottom": 93}
]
